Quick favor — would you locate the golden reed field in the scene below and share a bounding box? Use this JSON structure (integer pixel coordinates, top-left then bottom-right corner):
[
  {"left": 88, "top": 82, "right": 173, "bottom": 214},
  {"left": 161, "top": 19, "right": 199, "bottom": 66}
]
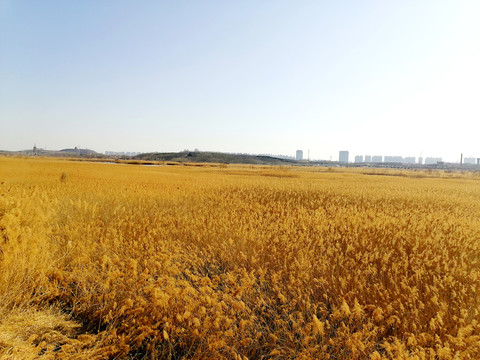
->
[{"left": 1, "top": 157, "right": 479, "bottom": 360}]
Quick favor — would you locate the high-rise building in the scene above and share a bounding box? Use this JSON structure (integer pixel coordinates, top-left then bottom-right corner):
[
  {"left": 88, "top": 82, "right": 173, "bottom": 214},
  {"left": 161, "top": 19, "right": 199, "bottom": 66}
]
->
[
  {"left": 354, "top": 155, "right": 363, "bottom": 163},
  {"left": 384, "top": 156, "right": 403, "bottom": 163},
  {"left": 464, "top": 157, "right": 476, "bottom": 164},
  {"left": 425, "top": 157, "right": 442, "bottom": 165},
  {"left": 372, "top": 155, "right": 383, "bottom": 163},
  {"left": 364, "top": 155, "right": 372, "bottom": 162},
  {"left": 339, "top": 151, "right": 349, "bottom": 163},
  {"left": 404, "top": 157, "right": 416, "bottom": 164},
  {"left": 418, "top": 157, "right": 423, "bottom": 165},
  {"left": 296, "top": 150, "right": 303, "bottom": 161}
]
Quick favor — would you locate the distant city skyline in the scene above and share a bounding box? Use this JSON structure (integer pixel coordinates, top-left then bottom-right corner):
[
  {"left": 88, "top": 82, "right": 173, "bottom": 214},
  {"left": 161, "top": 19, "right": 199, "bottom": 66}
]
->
[
  {"left": 350, "top": 153, "right": 447, "bottom": 165},
  {"left": 1, "top": 1, "right": 479, "bottom": 163},
  {"left": 9, "top": 143, "right": 479, "bottom": 164},
  {"left": 5, "top": 140, "right": 480, "bottom": 164}
]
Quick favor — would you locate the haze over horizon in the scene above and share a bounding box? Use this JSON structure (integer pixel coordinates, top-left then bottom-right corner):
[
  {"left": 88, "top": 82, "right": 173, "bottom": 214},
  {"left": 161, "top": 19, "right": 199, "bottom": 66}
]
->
[{"left": 1, "top": 1, "right": 479, "bottom": 163}]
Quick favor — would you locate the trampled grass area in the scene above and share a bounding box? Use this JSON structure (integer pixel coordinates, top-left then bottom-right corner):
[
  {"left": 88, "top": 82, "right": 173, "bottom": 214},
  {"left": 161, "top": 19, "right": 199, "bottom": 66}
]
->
[{"left": 1, "top": 157, "right": 479, "bottom": 359}]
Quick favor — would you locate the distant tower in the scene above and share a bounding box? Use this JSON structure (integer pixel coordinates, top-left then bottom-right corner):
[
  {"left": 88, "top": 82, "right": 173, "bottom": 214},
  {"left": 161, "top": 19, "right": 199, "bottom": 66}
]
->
[
  {"left": 460, "top": 153, "right": 463, "bottom": 165},
  {"left": 339, "top": 151, "right": 349, "bottom": 163},
  {"left": 296, "top": 150, "right": 303, "bottom": 161},
  {"left": 33, "top": 144, "right": 37, "bottom": 155}
]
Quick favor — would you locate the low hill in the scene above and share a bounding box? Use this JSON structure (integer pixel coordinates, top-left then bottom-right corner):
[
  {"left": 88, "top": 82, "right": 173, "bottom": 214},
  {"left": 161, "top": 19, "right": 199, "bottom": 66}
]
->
[
  {"left": 59, "top": 148, "right": 99, "bottom": 156},
  {"left": 0, "top": 148, "right": 103, "bottom": 158},
  {"left": 134, "top": 151, "right": 298, "bottom": 165}
]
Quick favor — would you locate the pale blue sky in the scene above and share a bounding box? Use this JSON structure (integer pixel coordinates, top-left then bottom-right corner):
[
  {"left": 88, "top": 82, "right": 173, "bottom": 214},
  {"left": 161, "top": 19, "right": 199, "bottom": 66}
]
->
[{"left": 1, "top": 1, "right": 479, "bottom": 162}]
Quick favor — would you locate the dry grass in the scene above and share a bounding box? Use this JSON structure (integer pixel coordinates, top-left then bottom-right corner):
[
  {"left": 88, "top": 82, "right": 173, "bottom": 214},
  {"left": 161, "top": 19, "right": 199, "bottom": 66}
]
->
[
  {"left": 0, "top": 308, "right": 85, "bottom": 360},
  {"left": 1, "top": 157, "right": 479, "bottom": 359}
]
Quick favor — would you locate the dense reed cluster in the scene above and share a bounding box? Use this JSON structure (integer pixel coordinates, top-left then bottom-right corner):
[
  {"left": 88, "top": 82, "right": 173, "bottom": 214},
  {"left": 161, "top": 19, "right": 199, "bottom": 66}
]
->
[{"left": 1, "top": 157, "right": 479, "bottom": 359}]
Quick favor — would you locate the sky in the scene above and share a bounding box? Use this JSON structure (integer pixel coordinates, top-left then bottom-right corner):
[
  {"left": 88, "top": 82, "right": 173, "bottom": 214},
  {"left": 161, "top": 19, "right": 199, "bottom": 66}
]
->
[{"left": 1, "top": 1, "right": 479, "bottom": 162}]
